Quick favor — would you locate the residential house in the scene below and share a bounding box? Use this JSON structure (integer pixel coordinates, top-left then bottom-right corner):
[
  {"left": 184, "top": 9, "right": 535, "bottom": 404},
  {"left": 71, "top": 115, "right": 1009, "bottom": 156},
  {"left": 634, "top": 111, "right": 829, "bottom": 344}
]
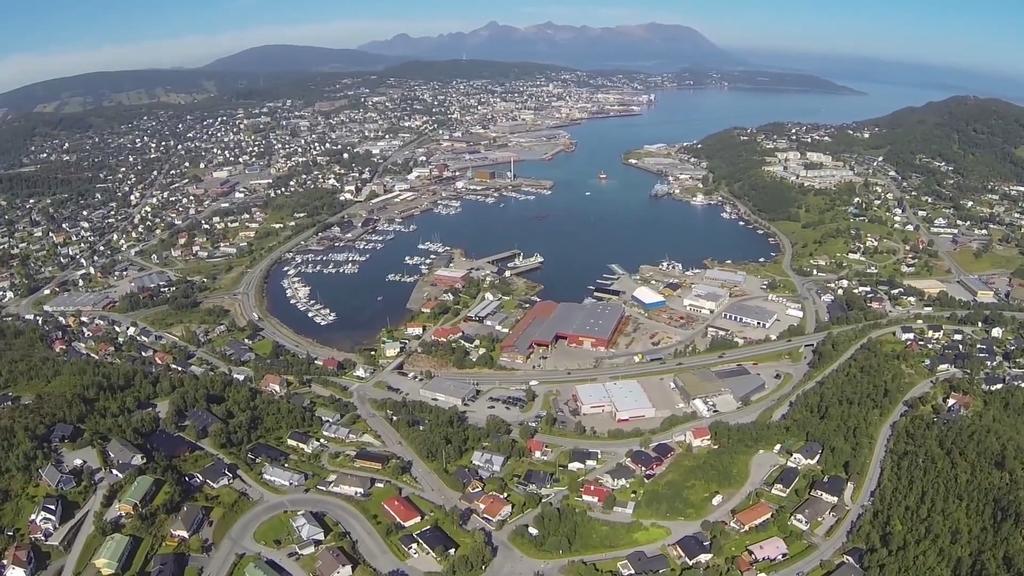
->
[
  {"left": 810, "top": 475, "right": 847, "bottom": 504},
  {"left": 28, "top": 498, "right": 62, "bottom": 541},
  {"left": 525, "top": 438, "right": 551, "bottom": 460},
  {"left": 314, "top": 547, "right": 354, "bottom": 576},
  {"left": 168, "top": 504, "right": 208, "bottom": 541},
  {"left": 353, "top": 450, "right": 391, "bottom": 470},
  {"left": 224, "top": 340, "right": 255, "bottom": 363},
  {"left": 566, "top": 449, "right": 600, "bottom": 472},
  {"left": 382, "top": 496, "right": 422, "bottom": 528},
  {"left": 431, "top": 326, "right": 463, "bottom": 342},
  {"left": 291, "top": 511, "right": 326, "bottom": 543},
  {"left": 404, "top": 323, "right": 426, "bottom": 337},
  {"left": 146, "top": 430, "right": 198, "bottom": 460},
  {"left": 788, "top": 441, "right": 823, "bottom": 468},
  {"left": 148, "top": 554, "right": 187, "bottom": 576},
  {"left": 473, "top": 493, "right": 513, "bottom": 524},
  {"left": 617, "top": 551, "right": 669, "bottom": 575},
  {"left": 286, "top": 431, "right": 319, "bottom": 454},
  {"left": 926, "top": 324, "right": 944, "bottom": 339},
  {"left": 3, "top": 544, "right": 35, "bottom": 576},
  {"left": 829, "top": 564, "right": 866, "bottom": 576},
  {"left": 790, "top": 497, "right": 834, "bottom": 531},
  {"left": 193, "top": 459, "right": 234, "bottom": 489},
  {"left": 320, "top": 357, "right": 341, "bottom": 372},
  {"left": 91, "top": 533, "right": 134, "bottom": 576},
  {"left": 599, "top": 463, "right": 636, "bottom": 489},
  {"left": 747, "top": 536, "right": 789, "bottom": 563},
  {"left": 685, "top": 426, "right": 713, "bottom": 448},
  {"left": 670, "top": 533, "right": 713, "bottom": 566},
  {"left": 106, "top": 438, "right": 146, "bottom": 467},
  {"left": 261, "top": 464, "right": 307, "bottom": 488},
  {"left": 247, "top": 442, "right": 289, "bottom": 464},
  {"left": 319, "top": 473, "right": 374, "bottom": 497},
  {"left": 414, "top": 526, "right": 458, "bottom": 558},
  {"left": 185, "top": 408, "right": 222, "bottom": 435},
  {"left": 627, "top": 450, "right": 663, "bottom": 476},
  {"left": 381, "top": 341, "right": 403, "bottom": 358},
  {"left": 470, "top": 450, "right": 506, "bottom": 476},
  {"left": 258, "top": 374, "right": 286, "bottom": 395},
  {"left": 520, "top": 469, "right": 553, "bottom": 492},
  {"left": 39, "top": 463, "right": 76, "bottom": 491},
  {"left": 650, "top": 442, "right": 676, "bottom": 460},
  {"left": 730, "top": 501, "right": 774, "bottom": 532},
  {"left": 770, "top": 466, "right": 800, "bottom": 498},
  {"left": 843, "top": 547, "right": 866, "bottom": 568},
  {"left": 897, "top": 326, "right": 916, "bottom": 342},
  {"left": 49, "top": 423, "right": 77, "bottom": 444},
  {"left": 580, "top": 482, "right": 612, "bottom": 506},
  {"left": 117, "top": 475, "right": 156, "bottom": 516},
  {"left": 321, "top": 422, "right": 354, "bottom": 441},
  {"left": 351, "top": 365, "right": 375, "bottom": 380}
]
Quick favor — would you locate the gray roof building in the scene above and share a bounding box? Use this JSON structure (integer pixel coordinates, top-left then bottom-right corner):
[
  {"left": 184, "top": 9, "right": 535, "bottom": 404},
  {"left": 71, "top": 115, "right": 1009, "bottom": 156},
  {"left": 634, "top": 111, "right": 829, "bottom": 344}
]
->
[{"left": 420, "top": 378, "right": 476, "bottom": 405}]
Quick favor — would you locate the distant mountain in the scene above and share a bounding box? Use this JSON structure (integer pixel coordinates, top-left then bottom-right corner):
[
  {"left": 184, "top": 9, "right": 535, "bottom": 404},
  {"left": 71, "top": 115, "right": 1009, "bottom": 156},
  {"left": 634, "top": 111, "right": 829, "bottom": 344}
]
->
[
  {"left": 359, "top": 21, "right": 741, "bottom": 71},
  {"left": 381, "top": 59, "right": 569, "bottom": 81},
  {"left": 202, "top": 45, "right": 404, "bottom": 73},
  {"left": 858, "top": 96, "right": 1024, "bottom": 182}
]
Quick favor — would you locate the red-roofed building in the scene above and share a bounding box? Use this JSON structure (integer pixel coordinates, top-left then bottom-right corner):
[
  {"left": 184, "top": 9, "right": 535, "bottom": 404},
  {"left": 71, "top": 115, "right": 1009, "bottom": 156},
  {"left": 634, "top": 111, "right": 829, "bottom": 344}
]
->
[
  {"left": 580, "top": 482, "right": 612, "bottom": 505},
  {"left": 500, "top": 300, "right": 625, "bottom": 363},
  {"left": 431, "top": 269, "right": 469, "bottom": 289},
  {"left": 153, "top": 351, "right": 174, "bottom": 365},
  {"left": 259, "top": 374, "right": 286, "bottom": 396},
  {"left": 320, "top": 357, "right": 340, "bottom": 371},
  {"left": 420, "top": 301, "right": 441, "bottom": 314},
  {"left": 382, "top": 496, "right": 423, "bottom": 528},
  {"left": 525, "top": 438, "right": 551, "bottom": 460},
  {"left": 685, "top": 426, "right": 712, "bottom": 448},
  {"left": 432, "top": 326, "right": 463, "bottom": 342},
  {"left": 475, "top": 493, "right": 513, "bottom": 523},
  {"left": 730, "top": 501, "right": 774, "bottom": 532}
]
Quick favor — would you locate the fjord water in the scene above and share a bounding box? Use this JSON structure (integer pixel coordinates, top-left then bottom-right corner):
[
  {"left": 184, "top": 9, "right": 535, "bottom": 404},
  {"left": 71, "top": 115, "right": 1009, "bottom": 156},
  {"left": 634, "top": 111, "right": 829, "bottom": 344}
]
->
[{"left": 267, "top": 81, "right": 954, "bottom": 349}]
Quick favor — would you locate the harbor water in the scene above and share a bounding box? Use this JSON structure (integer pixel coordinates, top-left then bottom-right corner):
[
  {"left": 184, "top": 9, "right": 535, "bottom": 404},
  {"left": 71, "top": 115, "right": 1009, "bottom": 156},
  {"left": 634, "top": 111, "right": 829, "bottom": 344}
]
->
[{"left": 266, "top": 81, "right": 956, "bottom": 349}]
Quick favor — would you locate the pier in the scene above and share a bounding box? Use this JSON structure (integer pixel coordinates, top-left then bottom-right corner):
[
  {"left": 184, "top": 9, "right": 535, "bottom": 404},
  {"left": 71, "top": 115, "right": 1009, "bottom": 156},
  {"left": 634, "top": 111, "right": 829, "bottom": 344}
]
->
[
  {"left": 479, "top": 249, "right": 522, "bottom": 264},
  {"left": 504, "top": 261, "right": 543, "bottom": 275}
]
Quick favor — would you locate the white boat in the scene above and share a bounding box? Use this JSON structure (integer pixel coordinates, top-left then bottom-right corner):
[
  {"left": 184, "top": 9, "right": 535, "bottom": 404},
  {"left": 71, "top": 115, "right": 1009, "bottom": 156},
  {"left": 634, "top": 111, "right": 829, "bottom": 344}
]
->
[{"left": 508, "top": 252, "right": 544, "bottom": 269}]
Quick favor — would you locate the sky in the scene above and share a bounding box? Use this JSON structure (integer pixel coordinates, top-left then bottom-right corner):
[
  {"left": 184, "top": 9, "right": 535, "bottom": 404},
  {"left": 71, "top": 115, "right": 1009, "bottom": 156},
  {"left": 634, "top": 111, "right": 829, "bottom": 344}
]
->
[{"left": 1, "top": 0, "right": 1022, "bottom": 92}]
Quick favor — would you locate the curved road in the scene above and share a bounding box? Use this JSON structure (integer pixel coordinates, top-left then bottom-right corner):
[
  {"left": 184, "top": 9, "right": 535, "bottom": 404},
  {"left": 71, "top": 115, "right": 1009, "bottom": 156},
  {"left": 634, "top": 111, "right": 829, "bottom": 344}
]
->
[{"left": 206, "top": 494, "right": 422, "bottom": 576}]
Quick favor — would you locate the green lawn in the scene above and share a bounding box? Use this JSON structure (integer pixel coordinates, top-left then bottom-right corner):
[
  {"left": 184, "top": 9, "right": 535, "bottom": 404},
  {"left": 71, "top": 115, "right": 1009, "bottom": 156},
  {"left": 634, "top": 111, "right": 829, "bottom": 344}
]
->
[
  {"left": 74, "top": 532, "right": 105, "bottom": 575},
  {"left": 253, "top": 512, "right": 296, "bottom": 548},
  {"left": 950, "top": 247, "right": 1024, "bottom": 273},
  {"left": 252, "top": 339, "right": 275, "bottom": 357},
  {"left": 193, "top": 487, "right": 254, "bottom": 544},
  {"left": 140, "top": 304, "right": 230, "bottom": 332},
  {"left": 635, "top": 446, "right": 754, "bottom": 520},
  {"left": 510, "top": 513, "right": 670, "bottom": 559},
  {"left": 229, "top": 556, "right": 261, "bottom": 576}
]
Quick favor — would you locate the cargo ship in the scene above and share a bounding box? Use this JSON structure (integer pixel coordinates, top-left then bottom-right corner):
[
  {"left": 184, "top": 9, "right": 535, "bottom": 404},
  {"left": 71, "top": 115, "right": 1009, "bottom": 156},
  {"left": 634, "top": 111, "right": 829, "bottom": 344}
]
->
[
  {"left": 598, "top": 171, "right": 608, "bottom": 180},
  {"left": 650, "top": 180, "right": 672, "bottom": 197}
]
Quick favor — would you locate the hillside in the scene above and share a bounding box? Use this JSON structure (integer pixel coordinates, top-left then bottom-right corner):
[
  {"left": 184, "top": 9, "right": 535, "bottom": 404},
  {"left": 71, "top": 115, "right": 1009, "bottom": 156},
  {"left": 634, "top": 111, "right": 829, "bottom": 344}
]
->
[
  {"left": 858, "top": 95, "right": 1024, "bottom": 182},
  {"left": 359, "top": 21, "right": 741, "bottom": 70},
  {"left": 202, "top": 45, "right": 404, "bottom": 72}
]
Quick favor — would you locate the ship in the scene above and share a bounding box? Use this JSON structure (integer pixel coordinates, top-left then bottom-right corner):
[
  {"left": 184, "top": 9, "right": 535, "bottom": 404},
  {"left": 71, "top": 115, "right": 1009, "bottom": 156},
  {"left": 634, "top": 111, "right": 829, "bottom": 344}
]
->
[
  {"left": 649, "top": 180, "right": 672, "bottom": 197},
  {"left": 507, "top": 252, "right": 545, "bottom": 269},
  {"left": 598, "top": 171, "right": 608, "bottom": 180}
]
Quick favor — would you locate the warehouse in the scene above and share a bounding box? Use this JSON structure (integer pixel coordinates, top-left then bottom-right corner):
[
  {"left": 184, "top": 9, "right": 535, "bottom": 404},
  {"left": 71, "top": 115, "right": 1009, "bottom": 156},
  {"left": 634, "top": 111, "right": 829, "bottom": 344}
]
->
[
  {"left": 466, "top": 299, "right": 502, "bottom": 321},
  {"left": 722, "top": 302, "right": 778, "bottom": 329},
  {"left": 44, "top": 292, "right": 118, "bottom": 312},
  {"left": 632, "top": 286, "right": 667, "bottom": 310},
  {"left": 500, "top": 301, "right": 625, "bottom": 362},
  {"left": 573, "top": 380, "right": 656, "bottom": 421},
  {"left": 683, "top": 284, "right": 728, "bottom": 315},
  {"left": 674, "top": 367, "right": 767, "bottom": 406},
  {"left": 431, "top": 268, "right": 470, "bottom": 288},
  {"left": 705, "top": 268, "right": 747, "bottom": 286},
  {"left": 420, "top": 378, "right": 477, "bottom": 405},
  {"left": 959, "top": 276, "right": 995, "bottom": 300}
]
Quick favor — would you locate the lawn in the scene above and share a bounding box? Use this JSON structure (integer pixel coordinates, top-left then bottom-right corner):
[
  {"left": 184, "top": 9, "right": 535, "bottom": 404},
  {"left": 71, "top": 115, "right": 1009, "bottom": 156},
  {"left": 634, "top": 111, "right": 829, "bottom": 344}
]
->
[
  {"left": 253, "top": 512, "right": 296, "bottom": 548},
  {"left": 635, "top": 446, "right": 754, "bottom": 520},
  {"left": 252, "top": 339, "right": 275, "bottom": 357},
  {"left": 139, "top": 304, "right": 231, "bottom": 333},
  {"left": 510, "top": 512, "right": 670, "bottom": 559},
  {"left": 951, "top": 246, "right": 1024, "bottom": 273},
  {"left": 193, "top": 487, "right": 254, "bottom": 544},
  {"left": 229, "top": 555, "right": 261, "bottom": 576}
]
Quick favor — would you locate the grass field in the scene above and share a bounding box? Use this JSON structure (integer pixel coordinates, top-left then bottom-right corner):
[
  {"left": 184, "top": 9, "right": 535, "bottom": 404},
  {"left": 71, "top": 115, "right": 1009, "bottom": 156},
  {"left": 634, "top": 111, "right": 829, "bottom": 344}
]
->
[
  {"left": 253, "top": 512, "right": 296, "bottom": 548},
  {"left": 510, "top": 513, "right": 670, "bottom": 559},
  {"left": 951, "top": 247, "right": 1024, "bottom": 273},
  {"left": 252, "top": 339, "right": 275, "bottom": 357},
  {"left": 635, "top": 446, "right": 754, "bottom": 520}
]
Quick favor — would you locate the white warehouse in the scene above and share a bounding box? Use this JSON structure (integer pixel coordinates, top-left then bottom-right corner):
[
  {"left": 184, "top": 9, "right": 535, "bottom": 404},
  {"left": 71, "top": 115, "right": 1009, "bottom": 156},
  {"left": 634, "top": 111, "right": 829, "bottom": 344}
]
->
[{"left": 572, "top": 380, "right": 656, "bottom": 421}]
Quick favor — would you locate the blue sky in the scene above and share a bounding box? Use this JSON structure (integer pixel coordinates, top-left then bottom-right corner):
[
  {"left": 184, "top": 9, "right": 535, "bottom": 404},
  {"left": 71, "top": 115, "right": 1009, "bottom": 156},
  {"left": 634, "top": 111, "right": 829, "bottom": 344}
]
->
[{"left": 2, "top": 0, "right": 1021, "bottom": 91}]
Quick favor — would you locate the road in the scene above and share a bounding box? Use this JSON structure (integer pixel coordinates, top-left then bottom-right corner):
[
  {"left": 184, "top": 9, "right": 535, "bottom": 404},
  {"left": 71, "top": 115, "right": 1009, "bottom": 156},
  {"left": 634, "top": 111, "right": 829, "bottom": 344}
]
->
[
  {"left": 776, "top": 373, "right": 951, "bottom": 576},
  {"left": 59, "top": 477, "right": 110, "bottom": 576},
  {"left": 205, "top": 494, "right": 422, "bottom": 576}
]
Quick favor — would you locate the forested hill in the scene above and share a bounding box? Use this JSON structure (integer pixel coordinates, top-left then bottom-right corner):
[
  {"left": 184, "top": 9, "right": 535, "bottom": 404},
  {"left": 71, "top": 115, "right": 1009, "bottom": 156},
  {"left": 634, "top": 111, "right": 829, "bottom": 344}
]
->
[
  {"left": 853, "top": 95, "right": 1024, "bottom": 183},
  {"left": 853, "top": 388, "right": 1024, "bottom": 575}
]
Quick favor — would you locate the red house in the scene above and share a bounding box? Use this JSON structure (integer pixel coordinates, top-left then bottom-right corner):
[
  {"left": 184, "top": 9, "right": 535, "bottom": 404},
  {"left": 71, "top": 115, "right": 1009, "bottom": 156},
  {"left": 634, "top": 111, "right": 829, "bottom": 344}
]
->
[
  {"left": 320, "top": 357, "right": 340, "bottom": 371},
  {"left": 382, "top": 496, "right": 423, "bottom": 528},
  {"left": 581, "top": 482, "right": 612, "bottom": 505},
  {"left": 432, "top": 326, "right": 463, "bottom": 342},
  {"left": 525, "top": 438, "right": 551, "bottom": 460}
]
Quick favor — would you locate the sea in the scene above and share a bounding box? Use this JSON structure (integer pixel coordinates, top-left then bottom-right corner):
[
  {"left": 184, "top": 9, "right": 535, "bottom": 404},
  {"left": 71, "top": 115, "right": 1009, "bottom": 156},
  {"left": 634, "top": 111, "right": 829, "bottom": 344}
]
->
[{"left": 266, "top": 81, "right": 956, "bottom": 349}]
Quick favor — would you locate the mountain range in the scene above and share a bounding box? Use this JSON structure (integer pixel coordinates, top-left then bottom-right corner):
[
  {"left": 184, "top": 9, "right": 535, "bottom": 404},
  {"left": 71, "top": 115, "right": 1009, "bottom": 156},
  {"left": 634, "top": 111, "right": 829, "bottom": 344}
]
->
[
  {"left": 0, "top": 21, "right": 852, "bottom": 114},
  {"left": 358, "top": 21, "right": 741, "bottom": 70}
]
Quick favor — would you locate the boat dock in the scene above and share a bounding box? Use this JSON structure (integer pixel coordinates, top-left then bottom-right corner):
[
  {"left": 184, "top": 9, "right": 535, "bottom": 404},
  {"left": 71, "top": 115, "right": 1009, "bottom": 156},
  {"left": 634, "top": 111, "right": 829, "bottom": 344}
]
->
[
  {"left": 608, "top": 264, "right": 627, "bottom": 276},
  {"left": 504, "top": 262, "right": 543, "bottom": 275},
  {"left": 479, "top": 249, "right": 522, "bottom": 264}
]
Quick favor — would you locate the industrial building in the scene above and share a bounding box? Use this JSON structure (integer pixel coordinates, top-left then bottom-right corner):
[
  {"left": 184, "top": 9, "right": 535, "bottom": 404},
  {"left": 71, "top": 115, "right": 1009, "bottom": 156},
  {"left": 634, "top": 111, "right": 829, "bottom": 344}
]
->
[
  {"left": 431, "top": 268, "right": 470, "bottom": 288},
  {"left": 500, "top": 300, "right": 625, "bottom": 363},
  {"left": 683, "top": 284, "right": 728, "bottom": 315},
  {"left": 722, "top": 302, "right": 778, "bottom": 329},
  {"left": 631, "top": 286, "right": 667, "bottom": 310},
  {"left": 44, "top": 292, "right": 118, "bottom": 312},
  {"left": 466, "top": 299, "right": 502, "bottom": 321},
  {"left": 959, "top": 276, "right": 996, "bottom": 300},
  {"left": 573, "top": 380, "right": 656, "bottom": 421},
  {"left": 420, "top": 378, "right": 477, "bottom": 405},
  {"left": 705, "top": 268, "right": 747, "bottom": 286},
  {"left": 674, "top": 366, "right": 767, "bottom": 414}
]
